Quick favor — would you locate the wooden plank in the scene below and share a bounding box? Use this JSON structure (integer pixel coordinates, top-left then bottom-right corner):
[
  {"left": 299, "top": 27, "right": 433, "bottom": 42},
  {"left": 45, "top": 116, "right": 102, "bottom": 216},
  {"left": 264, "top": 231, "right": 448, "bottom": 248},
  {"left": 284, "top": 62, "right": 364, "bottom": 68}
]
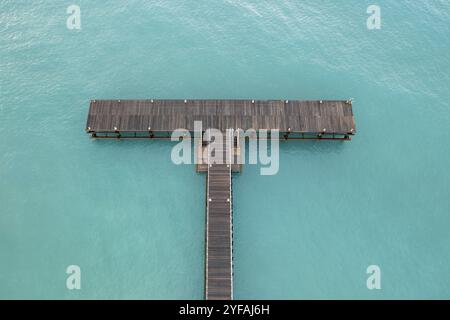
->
[
  {"left": 86, "top": 100, "right": 356, "bottom": 135},
  {"left": 205, "top": 141, "right": 233, "bottom": 300}
]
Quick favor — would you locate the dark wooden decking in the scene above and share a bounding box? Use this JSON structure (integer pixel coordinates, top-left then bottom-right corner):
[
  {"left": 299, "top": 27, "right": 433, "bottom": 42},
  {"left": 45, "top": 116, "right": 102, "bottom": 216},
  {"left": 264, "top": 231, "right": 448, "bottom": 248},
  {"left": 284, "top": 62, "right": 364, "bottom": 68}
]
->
[
  {"left": 86, "top": 99, "right": 356, "bottom": 135},
  {"left": 205, "top": 142, "right": 233, "bottom": 300},
  {"left": 84, "top": 98, "right": 356, "bottom": 300}
]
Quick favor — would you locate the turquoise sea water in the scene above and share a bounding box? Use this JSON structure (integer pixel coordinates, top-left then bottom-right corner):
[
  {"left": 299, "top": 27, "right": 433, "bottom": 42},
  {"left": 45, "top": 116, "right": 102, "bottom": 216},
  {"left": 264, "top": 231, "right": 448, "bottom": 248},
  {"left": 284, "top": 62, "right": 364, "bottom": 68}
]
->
[{"left": 1, "top": 0, "right": 449, "bottom": 299}]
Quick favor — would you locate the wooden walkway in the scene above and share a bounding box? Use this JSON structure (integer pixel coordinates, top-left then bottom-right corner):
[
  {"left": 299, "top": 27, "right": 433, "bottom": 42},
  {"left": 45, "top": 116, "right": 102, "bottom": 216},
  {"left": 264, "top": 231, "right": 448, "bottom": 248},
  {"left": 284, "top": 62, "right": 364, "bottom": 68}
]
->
[
  {"left": 205, "top": 142, "right": 233, "bottom": 300},
  {"left": 86, "top": 99, "right": 356, "bottom": 137},
  {"left": 84, "top": 98, "right": 357, "bottom": 301}
]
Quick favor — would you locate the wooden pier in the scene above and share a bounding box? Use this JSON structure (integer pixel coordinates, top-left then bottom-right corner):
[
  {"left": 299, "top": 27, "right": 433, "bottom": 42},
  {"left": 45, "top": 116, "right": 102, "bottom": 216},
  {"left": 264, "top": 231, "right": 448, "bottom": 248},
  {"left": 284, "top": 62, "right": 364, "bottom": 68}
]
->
[
  {"left": 205, "top": 141, "right": 233, "bottom": 300},
  {"left": 85, "top": 99, "right": 356, "bottom": 300},
  {"left": 86, "top": 99, "right": 356, "bottom": 139}
]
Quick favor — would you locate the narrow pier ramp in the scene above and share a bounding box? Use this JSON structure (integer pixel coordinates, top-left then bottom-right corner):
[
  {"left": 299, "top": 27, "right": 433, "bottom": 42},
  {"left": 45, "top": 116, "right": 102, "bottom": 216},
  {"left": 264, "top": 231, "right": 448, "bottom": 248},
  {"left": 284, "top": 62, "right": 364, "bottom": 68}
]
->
[
  {"left": 205, "top": 142, "right": 233, "bottom": 300},
  {"left": 85, "top": 98, "right": 357, "bottom": 301}
]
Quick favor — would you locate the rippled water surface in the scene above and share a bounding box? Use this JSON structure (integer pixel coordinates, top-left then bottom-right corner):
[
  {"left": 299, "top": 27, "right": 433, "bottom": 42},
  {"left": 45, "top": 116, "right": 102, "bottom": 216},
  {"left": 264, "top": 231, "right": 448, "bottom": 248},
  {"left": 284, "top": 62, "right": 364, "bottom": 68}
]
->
[{"left": 1, "top": 0, "right": 449, "bottom": 299}]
